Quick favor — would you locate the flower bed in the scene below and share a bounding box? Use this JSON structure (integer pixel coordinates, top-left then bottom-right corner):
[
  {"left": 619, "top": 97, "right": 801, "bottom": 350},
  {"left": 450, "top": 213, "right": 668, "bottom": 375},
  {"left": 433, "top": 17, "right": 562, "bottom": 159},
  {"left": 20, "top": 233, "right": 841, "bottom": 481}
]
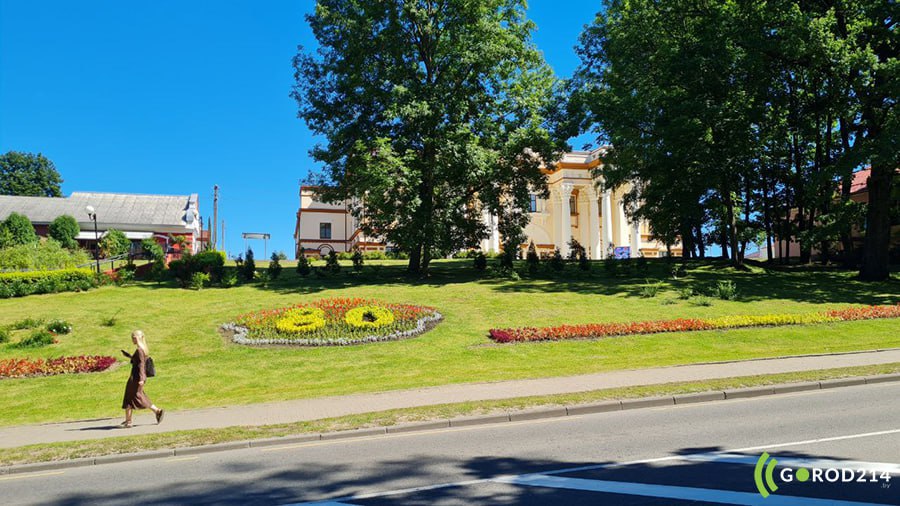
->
[
  {"left": 0, "top": 355, "right": 116, "bottom": 379},
  {"left": 225, "top": 297, "right": 442, "bottom": 346},
  {"left": 488, "top": 304, "right": 900, "bottom": 343}
]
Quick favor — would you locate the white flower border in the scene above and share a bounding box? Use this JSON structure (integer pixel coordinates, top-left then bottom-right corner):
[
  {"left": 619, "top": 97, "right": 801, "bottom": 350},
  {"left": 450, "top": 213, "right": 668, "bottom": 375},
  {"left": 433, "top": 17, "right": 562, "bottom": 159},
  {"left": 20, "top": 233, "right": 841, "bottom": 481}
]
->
[{"left": 222, "top": 311, "right": 443, "bottom": 347}]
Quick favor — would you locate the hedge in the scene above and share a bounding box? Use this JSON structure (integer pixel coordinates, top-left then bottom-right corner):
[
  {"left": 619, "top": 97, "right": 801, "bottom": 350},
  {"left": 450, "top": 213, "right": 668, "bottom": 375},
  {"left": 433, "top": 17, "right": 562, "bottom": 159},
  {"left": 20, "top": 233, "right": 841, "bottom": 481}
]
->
[{"left": 0, "top": 268, "right": 95, "bottom": 299}]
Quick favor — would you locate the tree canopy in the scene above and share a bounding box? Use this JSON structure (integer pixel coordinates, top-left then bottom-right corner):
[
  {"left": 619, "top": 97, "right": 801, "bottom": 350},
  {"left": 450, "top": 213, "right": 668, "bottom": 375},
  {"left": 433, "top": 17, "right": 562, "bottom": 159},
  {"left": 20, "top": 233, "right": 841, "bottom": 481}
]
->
[
  {"left": 293, "top": 0, "right": 565, "bottom": 274},
  {"left": 48, "top": 215, "right": 80, "bottom": 249},
  {"left": 0, "top": 151, "right": 64, "bottom": 198},
  {"left": 573, "top": 0, "right": 897, "bottom": 279}
]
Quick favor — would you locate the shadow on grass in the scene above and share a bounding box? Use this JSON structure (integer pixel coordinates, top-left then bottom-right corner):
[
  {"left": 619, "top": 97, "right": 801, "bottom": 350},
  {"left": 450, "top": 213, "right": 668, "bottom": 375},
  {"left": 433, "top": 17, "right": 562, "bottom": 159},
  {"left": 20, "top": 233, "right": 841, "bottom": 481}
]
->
[
  {"left": 39, "top": 447, "right": 896, "bottom": 504},
  {"left": 137, "top": 258, "right": 899, "bottom": 306}
]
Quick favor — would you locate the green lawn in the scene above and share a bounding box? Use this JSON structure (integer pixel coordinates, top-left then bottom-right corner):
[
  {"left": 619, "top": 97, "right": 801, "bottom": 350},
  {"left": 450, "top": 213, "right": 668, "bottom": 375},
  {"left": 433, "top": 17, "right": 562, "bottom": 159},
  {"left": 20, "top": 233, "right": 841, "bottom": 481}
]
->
[{"left": 0, "top": 259, "right": 897, "bottom": 427}]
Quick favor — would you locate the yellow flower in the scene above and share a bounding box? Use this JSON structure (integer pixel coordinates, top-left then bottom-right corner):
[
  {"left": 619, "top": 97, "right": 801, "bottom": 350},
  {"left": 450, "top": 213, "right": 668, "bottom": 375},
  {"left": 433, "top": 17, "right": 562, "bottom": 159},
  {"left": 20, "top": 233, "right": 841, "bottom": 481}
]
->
[
  {"left": 344, "top": 306, "right": 395, "bottom": 329},
  {"left": 276, "top": 307, "right": 327, "bottom": 334}
]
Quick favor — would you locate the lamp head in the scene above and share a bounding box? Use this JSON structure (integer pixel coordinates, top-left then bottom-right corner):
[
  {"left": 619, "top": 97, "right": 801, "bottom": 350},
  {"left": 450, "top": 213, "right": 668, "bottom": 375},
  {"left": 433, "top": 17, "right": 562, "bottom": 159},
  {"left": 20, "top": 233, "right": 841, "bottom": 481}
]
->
[{"left": 85, "top": 205, "right": 95, "bottom": 217}]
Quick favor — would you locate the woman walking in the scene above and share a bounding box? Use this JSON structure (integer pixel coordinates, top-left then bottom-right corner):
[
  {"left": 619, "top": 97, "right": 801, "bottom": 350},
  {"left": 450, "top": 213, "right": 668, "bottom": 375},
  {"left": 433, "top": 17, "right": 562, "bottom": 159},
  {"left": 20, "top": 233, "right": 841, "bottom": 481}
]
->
[{"left": 121, "top": 330, "right": 164, "bottom": 427}]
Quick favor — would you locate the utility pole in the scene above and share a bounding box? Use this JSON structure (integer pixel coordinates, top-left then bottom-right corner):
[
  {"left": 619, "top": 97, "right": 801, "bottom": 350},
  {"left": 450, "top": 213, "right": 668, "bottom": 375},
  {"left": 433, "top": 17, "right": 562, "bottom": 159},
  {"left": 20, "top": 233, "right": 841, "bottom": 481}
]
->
[
  {"left": 212, "top": 185, "right": 219, "bottom": 251},
  {"left": 221, "top": 220, "right": 226, "bottom": 256}
]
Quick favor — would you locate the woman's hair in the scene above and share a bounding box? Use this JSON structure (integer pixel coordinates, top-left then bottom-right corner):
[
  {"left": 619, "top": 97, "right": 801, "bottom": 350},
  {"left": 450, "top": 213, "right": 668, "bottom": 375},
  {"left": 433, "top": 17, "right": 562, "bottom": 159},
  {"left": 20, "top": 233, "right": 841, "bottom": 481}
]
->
[{"left": 132, "top": 330, "right": 149, "bottom": 354}]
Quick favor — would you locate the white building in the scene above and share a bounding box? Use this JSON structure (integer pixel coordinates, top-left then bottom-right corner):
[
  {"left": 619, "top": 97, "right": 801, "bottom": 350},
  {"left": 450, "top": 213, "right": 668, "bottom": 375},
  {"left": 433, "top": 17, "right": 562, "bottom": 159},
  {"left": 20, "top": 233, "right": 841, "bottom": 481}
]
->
[{"left": 294, "top": 148, "right": 679, "bottom": 259}]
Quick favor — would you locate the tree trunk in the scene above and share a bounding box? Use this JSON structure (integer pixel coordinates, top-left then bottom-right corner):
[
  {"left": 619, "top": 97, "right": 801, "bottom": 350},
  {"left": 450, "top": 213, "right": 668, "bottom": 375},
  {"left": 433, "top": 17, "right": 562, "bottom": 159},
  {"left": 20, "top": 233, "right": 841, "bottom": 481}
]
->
[
  {"left": 724, "top": 189, "right": 741, "bottom": 267},
  {"left": 407, "top": 244, "right": 422, "bottom": 274},
  {"left": 695, "top": 223, "right": 706, "bottom": 258},
  {"left": 859, "top": 162, "right": 893, "bottom": 281}
]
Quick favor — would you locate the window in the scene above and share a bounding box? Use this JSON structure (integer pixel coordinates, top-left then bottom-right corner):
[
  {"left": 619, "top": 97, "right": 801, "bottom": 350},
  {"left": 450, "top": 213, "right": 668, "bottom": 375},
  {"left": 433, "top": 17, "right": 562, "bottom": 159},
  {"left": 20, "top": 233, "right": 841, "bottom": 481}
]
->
[
  {"left": 569, "top": 195, "right": 578, "bottom": 215},
  {"left": 319, "top": 223, "right": 332, "bottom": 239},
  {"left": 529, "top": 194, "right": 538, "bottom": 213}
]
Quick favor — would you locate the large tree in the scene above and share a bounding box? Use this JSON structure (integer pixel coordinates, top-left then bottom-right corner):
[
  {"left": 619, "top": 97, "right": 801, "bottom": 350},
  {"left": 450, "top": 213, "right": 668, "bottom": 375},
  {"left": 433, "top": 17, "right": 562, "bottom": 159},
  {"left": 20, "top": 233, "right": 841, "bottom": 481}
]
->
[
  {"left": 0, "top": 151, "right": 63, "bottom": 197},
  {"left": 292, "top": 0, "right": 564, "bottom": 274},
  {"left": 574, "top": 0, "right": 896, "bottom": 276}
]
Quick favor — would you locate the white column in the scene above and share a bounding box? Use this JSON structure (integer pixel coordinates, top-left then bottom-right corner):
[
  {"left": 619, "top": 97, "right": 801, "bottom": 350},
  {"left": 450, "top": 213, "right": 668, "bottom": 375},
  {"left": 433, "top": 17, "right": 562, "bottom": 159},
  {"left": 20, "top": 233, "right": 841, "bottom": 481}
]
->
[
  {"left": 586, "top": 187, "right": 601, "bottom": 260},
  {"left": 601, "top": 190, "right": 613, "bottom": 258},
  {"left": 630, "top": 220, "right": 640, "bottom": 258},
  {"left": 490, "top": 214, "right": 500, "bottom": 253},
  {"left": 617, "top": 196, "right": 629, "bottom": 248},
  {"left": 557, "top": 183, "right": 573, "bottom": 257}
]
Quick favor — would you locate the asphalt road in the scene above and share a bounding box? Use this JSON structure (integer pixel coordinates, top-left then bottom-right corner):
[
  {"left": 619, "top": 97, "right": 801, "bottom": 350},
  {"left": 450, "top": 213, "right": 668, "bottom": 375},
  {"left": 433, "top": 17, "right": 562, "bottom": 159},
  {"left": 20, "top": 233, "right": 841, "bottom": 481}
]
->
[{"left": 3, "top": 382, "right": 899, "bottom": 505}]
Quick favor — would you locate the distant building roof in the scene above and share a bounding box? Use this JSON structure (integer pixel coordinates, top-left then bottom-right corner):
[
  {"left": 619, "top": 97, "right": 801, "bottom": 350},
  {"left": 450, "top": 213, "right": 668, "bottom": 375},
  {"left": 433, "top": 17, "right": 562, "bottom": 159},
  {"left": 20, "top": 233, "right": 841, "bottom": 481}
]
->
[
  {"left": 0, "top": 192, "right": 199, "bottom": 230},
  {"left": 850, "top": 169, "right": 870, "bottom": 195}
]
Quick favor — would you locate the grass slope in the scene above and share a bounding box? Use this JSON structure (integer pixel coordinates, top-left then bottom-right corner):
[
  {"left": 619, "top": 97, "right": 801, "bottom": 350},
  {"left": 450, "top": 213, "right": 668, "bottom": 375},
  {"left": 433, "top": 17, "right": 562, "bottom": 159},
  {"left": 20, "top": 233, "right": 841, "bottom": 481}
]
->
[{"left": 0, "top": 259, "right": 897, "bottom": 427}]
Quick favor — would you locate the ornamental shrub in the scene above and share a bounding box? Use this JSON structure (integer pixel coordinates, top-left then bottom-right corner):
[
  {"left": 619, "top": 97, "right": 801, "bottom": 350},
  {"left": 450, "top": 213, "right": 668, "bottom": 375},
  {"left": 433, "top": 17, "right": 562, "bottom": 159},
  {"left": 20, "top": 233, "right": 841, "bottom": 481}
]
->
[
  {"left": 14, "top": 329, "right": 56, "bottom": 348},
  {"left": 296, "top": 254, "right": 311, "bottom": 277},
  {"left": 1, "top": 213, "right": 37, "bottom": 247},
  {"left": 195, "top": 250, "right": 226, "bottom": 282},
  {"left": 0, "top": 268, "right": 94, "bottom": 298},
  {"left": 604, "top": 256, "right": 617, "bottom": 276},
  {"left": 221, "top": 270, "right": 238, "bottom": 288},
  {"left": 352, "top": 250, "right": 364, "bottom": 272},
  {"left": 48, "top": 215, "right": 80, "bottom": 249},
  {"left": 578, "top": 250, "right": 590, "bottom": 271},
  {"left": 473, "top": 251, "right": 487, "bottom": 271},
  {"left": 526, "top": 242, "right": 539, "bottom": 275},
  {"left": 344, "top": 306, "right": 395, "bottom": 329},
  {"left": 268, "top": 252, "right": 283, "bottom": 279},
  {"left": 0, "top": 239, "right": 90, "bottom": 271},
  {"left": 325, "top": 250, "right": 341, "bottom": 274},
  {"left": 239, "top": 249, "right": 256, "bottom": 281},
  {"left": 639, "top": 279, "right": 663, "bottom": 298},
  {"left": 713, "top": 280, "right": 738, "bottom": 300},
  {"left": 677, "top": 286, "right": 694, "bottom": 299},
  {"left": 567, "top": 238, "right": 585, "bottom": 262},
  {"left": 0, "top": 327, "right": 9, "bottom": 343},
  {"left": 167, "top": 253, "right": 195, "bottom": 288},
  {"left": 46, "top": 319, "right": 72, "bottom": 334},
  {"left": 550, "top": 248, "right": 565, "bottom": 272},
  {"left": 99, "top": 229, "right": 130, "bottom": 258},
  {"left": 190, "top": 271, "right": 210, "bottom": 290}
]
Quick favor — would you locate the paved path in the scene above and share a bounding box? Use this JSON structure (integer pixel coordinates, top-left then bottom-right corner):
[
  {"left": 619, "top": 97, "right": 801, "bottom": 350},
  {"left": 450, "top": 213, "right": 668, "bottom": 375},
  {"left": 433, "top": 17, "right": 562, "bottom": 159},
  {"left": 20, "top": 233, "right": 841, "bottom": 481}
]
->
[{"left": 3, "top": 348, "right": 900, "bottom": 449}]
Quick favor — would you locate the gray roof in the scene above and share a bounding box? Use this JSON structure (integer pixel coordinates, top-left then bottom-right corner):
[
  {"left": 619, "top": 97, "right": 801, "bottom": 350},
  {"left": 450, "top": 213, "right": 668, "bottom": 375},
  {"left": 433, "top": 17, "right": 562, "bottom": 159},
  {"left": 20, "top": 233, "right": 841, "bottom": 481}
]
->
[{"left": 0, "top": 192, "right": 199, "bottom": 229}]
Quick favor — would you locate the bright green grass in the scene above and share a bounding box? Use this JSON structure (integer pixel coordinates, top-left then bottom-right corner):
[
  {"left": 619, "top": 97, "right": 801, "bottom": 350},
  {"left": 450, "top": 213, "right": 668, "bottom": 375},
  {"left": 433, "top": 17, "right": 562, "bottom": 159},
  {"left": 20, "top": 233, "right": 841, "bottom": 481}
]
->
[{"left": 0, "top": 259, "right": 897, "bottom": 427}]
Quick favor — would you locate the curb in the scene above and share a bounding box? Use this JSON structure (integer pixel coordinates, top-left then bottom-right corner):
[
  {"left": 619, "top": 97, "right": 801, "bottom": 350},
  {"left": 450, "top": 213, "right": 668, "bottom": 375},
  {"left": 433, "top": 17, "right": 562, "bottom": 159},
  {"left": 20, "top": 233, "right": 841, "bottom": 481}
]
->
[{"left": 3, "top": 372, "right": 899, "bottom": 475}]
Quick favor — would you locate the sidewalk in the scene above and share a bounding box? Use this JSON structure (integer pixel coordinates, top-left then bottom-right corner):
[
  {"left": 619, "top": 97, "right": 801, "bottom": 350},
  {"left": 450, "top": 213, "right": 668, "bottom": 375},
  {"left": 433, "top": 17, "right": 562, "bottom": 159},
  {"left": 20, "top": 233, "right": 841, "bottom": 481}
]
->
[{"left": 3, "top": 348, "right": 900, "bottom": 449}]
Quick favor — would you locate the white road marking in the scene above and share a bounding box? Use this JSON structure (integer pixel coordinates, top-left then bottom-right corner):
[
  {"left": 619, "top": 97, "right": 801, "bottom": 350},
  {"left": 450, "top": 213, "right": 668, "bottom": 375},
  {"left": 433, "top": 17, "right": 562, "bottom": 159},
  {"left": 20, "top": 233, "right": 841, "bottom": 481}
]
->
[
  {"left": 682, "top": 452, "right": 900, "bottom": 474},
  {"left": 285, "top": 427, "right": 900, "bottom": 505},
  {"left": 0, "top": 471, "right": 65, "bottom": 481},
  {"left": 497, "top": 474, "right": 889, "bottom": 506}
]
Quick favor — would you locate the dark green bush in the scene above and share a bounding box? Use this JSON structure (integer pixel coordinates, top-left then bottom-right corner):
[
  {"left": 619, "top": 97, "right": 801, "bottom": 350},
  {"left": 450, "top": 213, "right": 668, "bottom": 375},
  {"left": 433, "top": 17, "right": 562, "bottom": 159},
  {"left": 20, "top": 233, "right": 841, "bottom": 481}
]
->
[
  {"left": 1, "top": 212, "right": 37, "bottom": 247},
  {"left": 325, "top": 250, "right": 341, "bottom": 274},
  {"left": 48, "top": 215, "right": 80, "bottom": 249},
  {"left": 526, "top": 242, "right": 539, "bottom": 275},
  {"left": 13, "top": 329, "right": 55, "bottom": 348},
  {"left": 473, "top": 251, "right": 487, "bottom": 271},
  {"left": 195, "top": 250, "right": 226, "bottom": 282},
  {"left": 352, "top": 250, "right": 364, "bottom": 272},
  {"left": 578, "top": 250, "right": 590, "bottom": 271},
  {"left": 0, "top": 268, "right": 94, "bottom": 298},
  {"left": 46, "top": 319, "right": 72, "bottom": 334},
  {"left": 550, "top": 248, "right": 565, "bottom": 272},
  {"left": 239, "top": 249, "right": 256, "bottom": 281},
  {"left": 296, "top": 254, "right": 311, "bottom": 277},
  {"left": 267, "top": 252, "right": 283, "bottom": 279}
]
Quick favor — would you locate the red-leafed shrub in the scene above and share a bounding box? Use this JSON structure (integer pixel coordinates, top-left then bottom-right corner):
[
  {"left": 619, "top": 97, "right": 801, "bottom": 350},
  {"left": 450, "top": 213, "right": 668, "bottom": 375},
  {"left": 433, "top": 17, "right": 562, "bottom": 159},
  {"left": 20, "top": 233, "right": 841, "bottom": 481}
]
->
[{"left": 0, "top": 355, "right": 116, "bottom": 379}]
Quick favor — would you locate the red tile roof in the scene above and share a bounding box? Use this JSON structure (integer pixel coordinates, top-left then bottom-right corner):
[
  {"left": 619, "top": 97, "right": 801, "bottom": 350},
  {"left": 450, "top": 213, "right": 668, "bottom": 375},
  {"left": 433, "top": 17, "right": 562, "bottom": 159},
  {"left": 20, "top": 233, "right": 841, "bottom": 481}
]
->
[{"left": 850, "top": 169, "right": 870, "bottom": 194}]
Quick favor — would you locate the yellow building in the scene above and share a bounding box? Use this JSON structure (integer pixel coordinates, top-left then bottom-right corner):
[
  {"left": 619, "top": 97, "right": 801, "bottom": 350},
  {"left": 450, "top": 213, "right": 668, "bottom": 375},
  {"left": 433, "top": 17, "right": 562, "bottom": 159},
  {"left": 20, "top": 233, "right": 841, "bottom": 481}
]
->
[{"left": 294, "top": 148, "right": 678, "bottom": 259}]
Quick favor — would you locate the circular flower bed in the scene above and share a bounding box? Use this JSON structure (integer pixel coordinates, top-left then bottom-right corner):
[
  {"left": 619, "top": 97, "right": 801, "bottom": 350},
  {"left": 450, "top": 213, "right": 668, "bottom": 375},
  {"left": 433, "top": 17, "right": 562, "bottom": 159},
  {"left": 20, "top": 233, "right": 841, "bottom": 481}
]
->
[
  {"left": 224, "top": 297, "right": 442, "bottom": 346},
  {"left": 0, "top": 355, "right": 116, "bottom": 379}
]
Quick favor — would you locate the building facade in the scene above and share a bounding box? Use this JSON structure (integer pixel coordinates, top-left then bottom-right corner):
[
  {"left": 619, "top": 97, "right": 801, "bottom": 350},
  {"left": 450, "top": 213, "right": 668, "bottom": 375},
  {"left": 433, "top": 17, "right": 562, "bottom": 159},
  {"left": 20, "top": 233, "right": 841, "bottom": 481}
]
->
[
  {"left": 295, "top": 148, "right": 678, "bottom": 259},
  {"left": 0, "top": 192, "right": 203, "bottom": 256}
]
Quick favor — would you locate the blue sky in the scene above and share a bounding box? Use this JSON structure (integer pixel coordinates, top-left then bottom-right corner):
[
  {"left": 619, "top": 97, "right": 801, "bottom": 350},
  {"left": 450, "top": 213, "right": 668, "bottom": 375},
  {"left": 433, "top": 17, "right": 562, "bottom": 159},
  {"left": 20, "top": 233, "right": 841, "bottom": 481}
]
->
[{"left": 0, "top": 1, "right": 602, "bottom": 258}]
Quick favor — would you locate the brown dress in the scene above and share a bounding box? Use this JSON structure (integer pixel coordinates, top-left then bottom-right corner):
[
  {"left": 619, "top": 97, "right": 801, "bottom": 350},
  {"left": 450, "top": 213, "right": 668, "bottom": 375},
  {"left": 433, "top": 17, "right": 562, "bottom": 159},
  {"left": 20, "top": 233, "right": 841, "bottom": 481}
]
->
[{"left": 122, "top": 347, "right": 152, "bottom": 409}]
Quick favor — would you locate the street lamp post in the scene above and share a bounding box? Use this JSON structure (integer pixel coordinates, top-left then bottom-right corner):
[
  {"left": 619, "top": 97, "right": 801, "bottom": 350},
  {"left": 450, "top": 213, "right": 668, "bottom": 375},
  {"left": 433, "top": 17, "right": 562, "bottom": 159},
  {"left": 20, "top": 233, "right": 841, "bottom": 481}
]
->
[{"left": 85, "top": 205, "right": 100, "bottom": 274}]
